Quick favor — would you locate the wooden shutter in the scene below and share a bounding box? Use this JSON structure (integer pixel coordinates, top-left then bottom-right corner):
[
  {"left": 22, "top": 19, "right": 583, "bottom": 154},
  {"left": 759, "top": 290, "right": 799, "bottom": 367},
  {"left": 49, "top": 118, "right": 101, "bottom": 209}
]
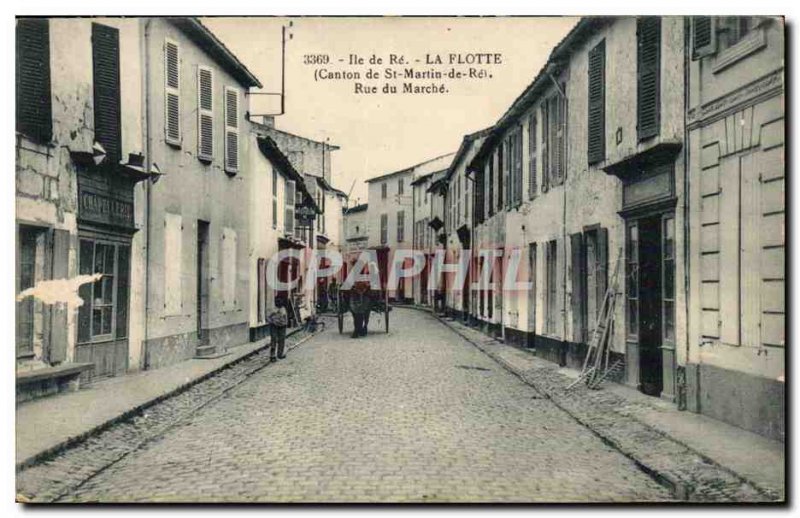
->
[
  {"left": 92, "top": 23, "right": 121, "bottom": 164},
  {"left": 541, "top": 102, "right": 549, "bottom": 193},
  {"left": 487, "top": 160, "right": 494, "bottom": 216},
  {"left": 16, "top": 19, "right": 52, "bottom": 144},
  {"left": 637, "top": 17, "right": 661, "bottom": 141},
  {"left": 49, "top": 229, "right": 70, "bottom": 363},
  {"left": 165, "top": 39, "right": 180, "bottom": 145},
  {"left": 528, "top": 114, "right": 537, "bottom": 199},
  {"left": 692, "top": 16, "right": 716, "bottom": 59},
  {"left": 587, "top": 40, "right": 606, "bottom": 165},
  {"left": 474, "top": 165, "right": 485, "bottom": 223},
  {"left": 597, "top": 227, "right": 608, "bottom": 311},
  {"left": 570, "top": 232, "right": 585, "bottom": 343},
  {"left": 224, "top": 87, "right": 240, "bottom": 173},
  {"left": 497, "top": 144, "right": 504, "bottom": 208},
  {"left": 197, "top": 66, "right": 214, "bottom": 160},
  {"left": 285, "top": 180, "right": 295, "bottom": 234}
]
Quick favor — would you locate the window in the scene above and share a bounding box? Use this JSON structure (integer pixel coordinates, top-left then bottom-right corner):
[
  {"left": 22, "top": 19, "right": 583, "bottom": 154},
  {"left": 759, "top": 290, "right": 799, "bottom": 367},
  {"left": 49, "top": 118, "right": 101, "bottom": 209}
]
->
[
  {"left": 571, "top": 228, "right": 608, "bottom": 343},
  {"left": 398, "top": 178, "right": 404, "bottom": 196},
  {"left": 92, "top": 23, "right": 121, "bottom": 164},
  {"left": 16, "top": 226, "right": 46, "bottom": 357},
  {"left": 164, "top": 39, "right": 181, "bottom": 145},
  {"left": 397, "top": 210, "right": 405, "bottom": 242},
  {"left": 662, "top": 216, "right": 675, "bottom": 345},
  {"left": 272, "top": 169, "right": 278, "bottom": 229},
  {"left": 719, "top": 16, "right": 756, "bottom": 49},
  {"left": 475, "top": 165, "right": 485, "bottom": 223},
  {"left": 528, "top": 114, "right": 537, "bottom": 199},
  {"left": 16, "top": 19, "right": 51, "bottom": 144},
  {"left": 626, "top": 222, "right": 639, "bottom": 338},
  {"left": 197, "top": 66, "right": 214, "bottom": 161},
  {"left": 543, "top": 91, "right": 567, "bottom": 188},
  {"left": 77, "top": 238, "right": 130, "bottom": 343},
  {"left": 487, "top": 159, "right": 494, "bottom": 216},
  {"left": 380, "top": 214, "right": 388, "bottom": 245},
  {"left": 588, "top": 39, "right": 606, "bottom": 165},
  {"left": 692, "top": 16, "right": 716, "bottom": 59},
  {"left": 285, "top": 180, "right": 295, "bottom": 235},
  {"left": 224, "top": 86, "right": 240, "bottom": 173},
  {"left": 497, "top": 144, "right": 504, "bottom": 208},
  {"left": 637, "top": 17, "right": 661, "bottom": 141},
  {"left": 545, "top": 239, "right": 558, "bottom": 335},
  {"left": 511, "top": 127, "right": 523, "bottom": 206},
  {"left": 381, "top": 183, "right": 387, "bottom": 199}
]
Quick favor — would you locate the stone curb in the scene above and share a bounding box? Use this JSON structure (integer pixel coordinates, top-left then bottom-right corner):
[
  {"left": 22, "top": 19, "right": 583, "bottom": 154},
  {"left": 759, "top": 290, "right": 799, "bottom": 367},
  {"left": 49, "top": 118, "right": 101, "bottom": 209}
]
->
[
  {"left": 17, "top": 325, "right": 319, "bottom": 473},
  {"left": 423, "top": 308, "right": 778, "bottom": 502}
]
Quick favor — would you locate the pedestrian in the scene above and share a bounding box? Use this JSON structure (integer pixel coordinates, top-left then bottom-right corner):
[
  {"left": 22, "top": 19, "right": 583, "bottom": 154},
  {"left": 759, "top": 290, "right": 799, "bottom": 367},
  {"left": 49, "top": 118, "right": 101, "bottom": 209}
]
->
[
  {"left": 349, "top": 281, "right": 372, "bottom": 338},
  {"left": 268, "top": 297, "right": 289, "bottom": 361}
]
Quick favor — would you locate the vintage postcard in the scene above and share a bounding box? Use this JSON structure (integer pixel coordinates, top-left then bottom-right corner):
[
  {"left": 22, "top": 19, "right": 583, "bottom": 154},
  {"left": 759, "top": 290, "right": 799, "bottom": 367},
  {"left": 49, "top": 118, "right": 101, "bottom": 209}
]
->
[{"left": 14, "top": 15, "right": 785, "bottom": 503}]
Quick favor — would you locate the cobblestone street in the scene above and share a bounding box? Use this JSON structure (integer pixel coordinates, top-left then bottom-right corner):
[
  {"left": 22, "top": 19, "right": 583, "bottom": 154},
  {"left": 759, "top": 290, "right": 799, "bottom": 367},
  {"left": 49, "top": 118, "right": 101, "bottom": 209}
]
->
[{"left": 40, "top": 308, "right": 670, "bottom": 503}]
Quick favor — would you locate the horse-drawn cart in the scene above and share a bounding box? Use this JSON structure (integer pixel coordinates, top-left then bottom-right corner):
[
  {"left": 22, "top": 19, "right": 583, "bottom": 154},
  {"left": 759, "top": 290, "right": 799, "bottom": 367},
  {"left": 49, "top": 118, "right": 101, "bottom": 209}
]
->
[{"left": 335, "top": 247, "right": 391, "bottom": 335}]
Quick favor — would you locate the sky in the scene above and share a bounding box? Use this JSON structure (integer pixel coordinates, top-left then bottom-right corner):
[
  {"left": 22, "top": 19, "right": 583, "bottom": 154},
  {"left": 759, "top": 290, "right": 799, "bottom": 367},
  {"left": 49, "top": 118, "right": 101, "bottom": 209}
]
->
[{"left": 203, "top": 17, "right": 578, "bottom": 204}]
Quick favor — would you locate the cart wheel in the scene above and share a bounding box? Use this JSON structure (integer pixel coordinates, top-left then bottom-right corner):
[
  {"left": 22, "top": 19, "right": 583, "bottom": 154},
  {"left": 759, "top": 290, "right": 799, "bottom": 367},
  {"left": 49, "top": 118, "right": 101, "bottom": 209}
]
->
[{"left": 338, "top": 312, "right": 344, "bottom": 334}]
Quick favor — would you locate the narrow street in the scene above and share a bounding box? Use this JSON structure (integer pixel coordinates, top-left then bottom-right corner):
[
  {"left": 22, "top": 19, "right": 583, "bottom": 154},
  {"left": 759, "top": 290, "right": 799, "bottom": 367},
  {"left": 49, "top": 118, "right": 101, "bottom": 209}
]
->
[{"left": 58, "top": 308, "right": 670, "bottom": 503}]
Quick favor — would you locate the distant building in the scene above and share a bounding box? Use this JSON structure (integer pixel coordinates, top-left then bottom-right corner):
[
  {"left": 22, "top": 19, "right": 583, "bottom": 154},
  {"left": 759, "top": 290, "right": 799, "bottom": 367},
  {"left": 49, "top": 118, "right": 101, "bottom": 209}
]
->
[{"left": 366, "top": 153, "right": 454, "bottom": 302}]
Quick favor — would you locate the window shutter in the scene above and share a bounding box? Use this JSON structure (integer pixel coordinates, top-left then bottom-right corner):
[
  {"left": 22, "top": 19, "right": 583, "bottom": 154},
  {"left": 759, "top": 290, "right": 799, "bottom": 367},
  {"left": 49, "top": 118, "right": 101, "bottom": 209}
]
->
[
  {"left": 637, "top": 17, "right": 661, "bottom": 141},
  {"left": 516, "top": 128, "right": 523, "bottom": 205},
  {"left": 597, "top": 227, "right": 609, "bottom": 308},
  {"left": 92, "top": 23, "right": 121, "bottom": 164},
  {"left": 285, "top": 180, "right": 295, "bottom": 235},
  {"left": 692, "top": 16, "right": 716, "bottom": 59},
  {"left": 164, "top": 39, "right": 180, "bottom": 145},
  {"left": 587, "top": 40, "right": 606, "bottom": 165},
  {"left": 224, "top": 87, "right": 240, "bottom": 173},
  {"left": 541, "top": 102, "right": 549, "bottom": 193},
  {"left": 570, "top": 232, "right": 585, "bottom": 343},
  {"left": 197, "top": 66, "right": 213, "bottom": 160},
  {"left": 497, "top": 144, "right": 504, "bottom": 208},
  {"left": 16, "top": 19, "right": 52, "bottom": 144},
  {"left": 528, "top": 114, "right": 537, "bottom": 199}
]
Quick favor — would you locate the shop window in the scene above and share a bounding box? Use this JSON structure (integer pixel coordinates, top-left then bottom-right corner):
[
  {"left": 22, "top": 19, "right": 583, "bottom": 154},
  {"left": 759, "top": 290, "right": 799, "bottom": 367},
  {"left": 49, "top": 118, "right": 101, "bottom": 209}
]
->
[{"left": 77, "top": 238, "right": 130, "bottom": 343}]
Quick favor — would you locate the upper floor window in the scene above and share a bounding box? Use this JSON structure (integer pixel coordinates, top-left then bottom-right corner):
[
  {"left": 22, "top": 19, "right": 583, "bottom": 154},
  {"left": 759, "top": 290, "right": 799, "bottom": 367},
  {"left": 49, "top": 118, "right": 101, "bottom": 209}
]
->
[
  {"left": 398, "top": 178, "right": 404, "bottom": 196},
  {"left": 380, "top": 213, "right": 388, "bottom": 245},
  {"left": 637, "top": 17, "right": 661, "bottom": 141},
  {"left": 587, "top": 39, "right": 606, "bottom": 165},
  {"left": 164, "top": 39, "right": 181, "bottom": 146},
  {"left": 542, "top": 89, "right": 567, "bottom": 191},
  {"left": 381, "top": 182, "right": 387, "bottom": 200},
  {"left": 271, "top": 169, "right": 278, "bottom": 229},
  {"left": 93, "top": 23, "right": 122, "bottom": 164},
  {"left": 16, "top": 19, "right": 52, "bottom": 144},
  {"left": 223, "top": 86, "right": 240, "bottom": 174},
  {"left": 197, "top": 66, "right": 214, "bottom": 161},
  {"left": 528, "top": 114, "right": 537, "bottom": 199},
  {"left": 397, "top": 210, "right": 405, "bottom": 242}
]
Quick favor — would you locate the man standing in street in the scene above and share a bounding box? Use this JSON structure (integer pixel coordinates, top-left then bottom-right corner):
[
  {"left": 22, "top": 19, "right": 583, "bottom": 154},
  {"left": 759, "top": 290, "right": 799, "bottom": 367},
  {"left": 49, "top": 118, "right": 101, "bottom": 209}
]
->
[
  {"left": 268, "top": 298, "right": 289, "bottom": 361},
  {"left": 349, "top": 281, "right": 372, "bottom": 338}
]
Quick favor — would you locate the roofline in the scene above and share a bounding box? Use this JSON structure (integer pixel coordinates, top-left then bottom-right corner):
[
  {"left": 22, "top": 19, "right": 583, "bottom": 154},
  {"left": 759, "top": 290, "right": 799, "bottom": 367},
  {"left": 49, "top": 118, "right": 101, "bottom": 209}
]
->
[
  {"left": 261, "top": 125, "right": 341, "bottom": 151},
  {"left": 169, "top": 18, "right": 262, "bottom": 89},
  {"left": 365, "top": 151, "right": 456, "bottom": 183},
  {"left": 256, "top": 136, "right": 320, "bottom": 213},
  {"left": 443, "top": 126, "right": 493, "bottom": 181},
  {"left": 469, "top": 17, "right": 612, "bottom": 171},
  {"left": 344, "top": 203, "right": 368, "bottom": 214}
]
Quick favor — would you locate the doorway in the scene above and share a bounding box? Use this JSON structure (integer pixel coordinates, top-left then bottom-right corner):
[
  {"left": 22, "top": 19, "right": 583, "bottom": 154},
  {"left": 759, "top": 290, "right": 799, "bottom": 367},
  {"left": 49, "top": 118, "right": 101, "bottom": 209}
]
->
[
  {"left": 626, "top": 213, "right": 675, "bottom": 397},
  {"left": 197, "top": 221, "right": 210, "bottom": 344}
]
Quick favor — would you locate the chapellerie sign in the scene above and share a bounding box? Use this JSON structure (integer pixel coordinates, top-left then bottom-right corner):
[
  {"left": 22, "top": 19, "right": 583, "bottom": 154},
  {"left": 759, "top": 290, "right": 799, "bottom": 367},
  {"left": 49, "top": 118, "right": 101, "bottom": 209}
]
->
[{"left": 78, "top": 187, "right": 135, "bottom": 229}]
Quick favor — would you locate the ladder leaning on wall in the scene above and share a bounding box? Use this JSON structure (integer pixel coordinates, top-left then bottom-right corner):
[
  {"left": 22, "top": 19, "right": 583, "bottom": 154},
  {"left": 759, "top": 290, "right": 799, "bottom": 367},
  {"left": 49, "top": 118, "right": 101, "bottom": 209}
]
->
[{"left": 567, "top": 247, "right": 623, "bottom": 391}]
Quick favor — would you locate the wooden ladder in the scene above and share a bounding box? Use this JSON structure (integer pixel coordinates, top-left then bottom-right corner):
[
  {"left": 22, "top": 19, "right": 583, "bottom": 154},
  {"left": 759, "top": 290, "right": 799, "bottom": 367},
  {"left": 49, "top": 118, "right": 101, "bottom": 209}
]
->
[{"left": 567, "top": 248, "right": 622, "bottom": 391}]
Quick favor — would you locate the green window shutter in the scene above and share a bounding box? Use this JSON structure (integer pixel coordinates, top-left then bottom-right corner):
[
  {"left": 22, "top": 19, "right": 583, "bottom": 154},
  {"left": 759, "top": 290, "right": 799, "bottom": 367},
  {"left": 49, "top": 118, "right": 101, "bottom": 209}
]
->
[
  {"left": 16, "top": 18, "right": 52, "bottom": 144},
  {"left": 92, "top": 23, "right": 122, "bottom": 164},
  {"left": 637, "top": 17, "right": 661, "bottom": 141},
  {"left": 587, "top": 40, "right": 606, "bottom": 165}
]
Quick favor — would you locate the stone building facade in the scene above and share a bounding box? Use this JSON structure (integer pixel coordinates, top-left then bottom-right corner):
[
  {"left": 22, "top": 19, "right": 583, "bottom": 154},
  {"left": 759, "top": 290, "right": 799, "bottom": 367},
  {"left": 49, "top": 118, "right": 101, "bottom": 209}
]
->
[
  {"left": 685, "top": 17, "right": 785, "bottom": 440},
  {"left": 16, "top": 18, "right": 150, "bottom": 397}
]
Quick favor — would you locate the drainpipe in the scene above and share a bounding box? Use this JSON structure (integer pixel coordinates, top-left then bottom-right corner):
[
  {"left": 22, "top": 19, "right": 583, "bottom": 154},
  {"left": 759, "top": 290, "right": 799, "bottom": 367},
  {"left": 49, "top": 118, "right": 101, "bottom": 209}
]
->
[
  {"left": 143, "top": 19, "right": 153, "bottom": 370},
  {"left": 681, "top": 16, "right": 692, "bottom": 410},
  {"left": 548, "top": 65, "right": 569, "bottom": 359}
]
